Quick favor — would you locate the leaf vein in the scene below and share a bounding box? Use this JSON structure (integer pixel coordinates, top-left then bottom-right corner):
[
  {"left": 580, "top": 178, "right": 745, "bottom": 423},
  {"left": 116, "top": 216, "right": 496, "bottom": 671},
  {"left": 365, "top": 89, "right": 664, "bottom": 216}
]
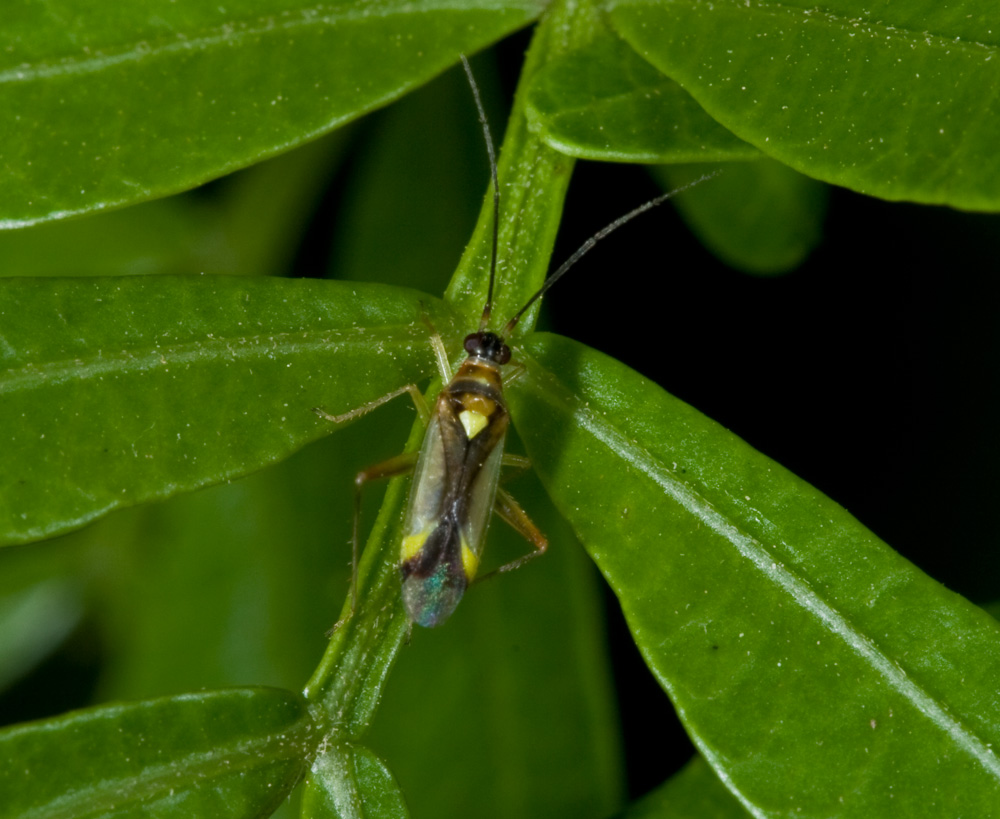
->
[
  {"left": 0, "top": 1, "right": 542, "bottom": 85},
  {"left": 0, "top": 325, "right": 427, "bottom": 395}
]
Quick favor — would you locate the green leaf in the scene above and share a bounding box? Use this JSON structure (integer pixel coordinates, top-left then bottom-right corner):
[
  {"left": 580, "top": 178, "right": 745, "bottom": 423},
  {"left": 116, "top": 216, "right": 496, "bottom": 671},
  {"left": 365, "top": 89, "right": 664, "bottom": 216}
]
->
[
  {"left": 301, "top": 744, "right": 410, "bottom": 819},
  {"left": 0, "top": 0, "right": 544, "bottom": 226},
  {"left": 651, "top": 160, "right": 827, "bottom": 275},
  {"left": 510, "top": 332, "right": 1000, "bottom": 816},
  {"left": 0, "top": 687, "right": 316, "bottom": 818},
  {"left": 0, "top": 276, "right": 459, "bottom": 546},
  {"left": 0, "top": 130, "right": 349, "bottom": 279},
  {"left": 608, "top": 0, "right": 1000, "bottom": 209},
  {"left": 526, "top": 28, "right": 758, "bottom": 163},
  {"left": 613, "top": 756, "right": 749, "bottom": 818}
]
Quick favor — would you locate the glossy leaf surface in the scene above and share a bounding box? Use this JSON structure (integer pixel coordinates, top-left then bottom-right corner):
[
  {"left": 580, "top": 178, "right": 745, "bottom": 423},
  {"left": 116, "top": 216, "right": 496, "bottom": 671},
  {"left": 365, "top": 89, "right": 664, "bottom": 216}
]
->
[
  {"left": 609, "top": 0, "right": 1000, "bottom": 209},
  {"left": 0, "top": 687, "right": 316, "bottom": 818},
  {"left": 510, "top": 332, "right": 1000, "bottom": 816},
  {"left": 0, "top": 0, "right": 543, "bottom": 226},
  {"left": 526, "top": 28, "right": 758, "bottom": 163},
  {"left": 0, "top": 276, "right": 458, "bottom": 545}
]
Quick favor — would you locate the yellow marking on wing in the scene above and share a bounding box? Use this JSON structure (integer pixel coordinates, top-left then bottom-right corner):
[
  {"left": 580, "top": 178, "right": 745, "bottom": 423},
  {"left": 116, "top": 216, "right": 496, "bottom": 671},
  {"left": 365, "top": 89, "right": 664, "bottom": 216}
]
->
[
  {"left": 401, "top": 532, "right": 428, "bottom": 562},
  {"left": 459, "top": 409, "right": 489, "bottom": 439},
  {"left": 461, "top": 540, "right": 480, "bottom": 581}
]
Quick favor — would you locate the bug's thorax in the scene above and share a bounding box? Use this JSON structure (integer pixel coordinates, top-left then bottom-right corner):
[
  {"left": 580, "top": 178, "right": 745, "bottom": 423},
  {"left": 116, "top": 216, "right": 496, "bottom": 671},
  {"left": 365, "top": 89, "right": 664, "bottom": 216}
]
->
[{"left": 439, "top": 334, "right": 511, "bottom": 442}]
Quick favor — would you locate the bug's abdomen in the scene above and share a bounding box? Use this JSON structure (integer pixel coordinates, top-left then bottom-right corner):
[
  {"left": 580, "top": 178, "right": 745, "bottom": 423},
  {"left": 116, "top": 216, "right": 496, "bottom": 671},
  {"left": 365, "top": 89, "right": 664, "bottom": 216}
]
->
[{"left": 398, "top": 358, "right": 508, "bottom": 627}]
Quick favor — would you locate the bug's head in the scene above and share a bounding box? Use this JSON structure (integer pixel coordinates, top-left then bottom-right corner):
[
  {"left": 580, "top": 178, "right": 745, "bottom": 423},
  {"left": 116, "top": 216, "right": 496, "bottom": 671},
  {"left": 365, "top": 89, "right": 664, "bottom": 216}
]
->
[{"left": 464, "top": 331, "right": 511, "bottom": 365}]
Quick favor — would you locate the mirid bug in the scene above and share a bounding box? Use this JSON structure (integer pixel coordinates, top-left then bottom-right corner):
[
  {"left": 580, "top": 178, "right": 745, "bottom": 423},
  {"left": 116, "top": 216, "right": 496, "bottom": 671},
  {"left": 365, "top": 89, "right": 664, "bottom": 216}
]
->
[{"left": 315, "top": 56, "right": 714, "bottom": 628}]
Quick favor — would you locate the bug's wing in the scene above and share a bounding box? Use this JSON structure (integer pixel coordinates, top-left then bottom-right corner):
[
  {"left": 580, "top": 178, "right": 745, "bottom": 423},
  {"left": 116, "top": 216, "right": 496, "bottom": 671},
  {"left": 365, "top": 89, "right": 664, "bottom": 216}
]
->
[
  {"left": 399, "top": 406, "right": 507, "bottom": 627},
  {"left": 459, "top": 428, "right": 506, "bottom": 576},
  {"left": 401, "top": 413, "right": 448, "bottom": 549},
  {"left": 400, "top": 414, "right": 462, "bottom": 627}
]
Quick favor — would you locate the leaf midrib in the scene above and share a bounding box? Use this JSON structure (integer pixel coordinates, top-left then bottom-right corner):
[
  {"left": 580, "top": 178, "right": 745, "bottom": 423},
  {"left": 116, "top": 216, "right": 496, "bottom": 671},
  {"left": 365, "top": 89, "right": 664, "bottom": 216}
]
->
[
  {"left": 0, "top": 324, "right": 427, "bottom": 395},
  {"left": 0, "top": 0, "right": 544, "bottom": 84}
]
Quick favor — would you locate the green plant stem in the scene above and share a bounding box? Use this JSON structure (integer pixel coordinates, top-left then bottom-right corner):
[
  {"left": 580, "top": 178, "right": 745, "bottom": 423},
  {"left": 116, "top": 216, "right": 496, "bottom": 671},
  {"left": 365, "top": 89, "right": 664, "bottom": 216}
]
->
[{"left": 302, "top": 0, "right": 599, "bottom": 739}]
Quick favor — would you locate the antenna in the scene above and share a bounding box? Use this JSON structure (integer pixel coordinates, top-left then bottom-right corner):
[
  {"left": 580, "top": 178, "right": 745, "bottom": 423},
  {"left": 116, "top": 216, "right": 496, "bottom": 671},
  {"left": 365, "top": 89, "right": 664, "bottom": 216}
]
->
[
  {"left": 503, "top": 171, "right": 720, "bottom": 337},
  {"left": 460, "top": 55, "right": 500, "bottom": 333}
]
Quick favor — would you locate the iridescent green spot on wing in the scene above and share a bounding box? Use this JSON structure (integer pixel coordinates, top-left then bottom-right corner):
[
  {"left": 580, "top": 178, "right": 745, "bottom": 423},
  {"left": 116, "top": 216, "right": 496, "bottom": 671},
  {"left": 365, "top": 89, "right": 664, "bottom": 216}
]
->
[{"left": 401, "top": 558, "right": 467, "bottom": 629}]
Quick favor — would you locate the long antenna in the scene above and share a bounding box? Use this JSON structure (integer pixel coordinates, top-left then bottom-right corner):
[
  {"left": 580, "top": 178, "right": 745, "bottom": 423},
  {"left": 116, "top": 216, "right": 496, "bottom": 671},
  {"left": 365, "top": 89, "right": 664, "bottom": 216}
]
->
[
  {"left": 503, "top": 171, "right": 720, "bottom": 336},
  {"left": 460, "top": 55, "right": 500, "bottom": 333}
]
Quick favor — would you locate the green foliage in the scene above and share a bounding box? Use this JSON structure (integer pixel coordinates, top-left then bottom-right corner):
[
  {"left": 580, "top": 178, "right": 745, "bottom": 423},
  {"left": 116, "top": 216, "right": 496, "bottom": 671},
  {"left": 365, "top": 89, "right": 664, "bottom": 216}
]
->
[
  {"left": 0, "top": 688, "right": 315, "bottom": 818},
  {"left": 608, "top": 0, "right": 1000, "bottom": 209},
  {"left": 1, "top": 1, "right": 998, "bottom": 818}
]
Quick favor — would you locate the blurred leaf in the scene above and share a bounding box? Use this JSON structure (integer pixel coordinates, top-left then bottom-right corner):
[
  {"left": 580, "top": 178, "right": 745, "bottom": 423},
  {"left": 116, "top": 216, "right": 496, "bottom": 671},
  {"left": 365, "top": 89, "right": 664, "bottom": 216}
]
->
[
  {"left": 609, "top": 0, "right": 1000, "bottom": 209},
  {"left": 526, "top": 28, "right": 758, "bottom": 163},
  {"left": 652, "top": 160, "right": 827, "bottom": 275},
  {"left": 218, "top": 130, "right": 352, "bottom": 278},
  {"left": 0, "top": 538, "right": 88, "bottom": 693},
  {"left": 0, "top": 196, "right": 213, "bottom": 278},
  {"left": 328, "top": 59, "right": 495, "bottom": 291},
  {"left": 511, "top": 333, "right": 1000, "bottom": 816},
  {"left": 302, "top": 744, "right": 410, "bottom": 819},
  {"left": 613, "top": 756, "right": 749, "bottom": 818},
  {"left": 0, "top": 578, "right": 84, "bottom": 694},
  {"left": 368, "top": 472, "right": 624, "bottom": 819},
  {"left": 0, "top": 276, "right": 460, "bottom": 546},
  {"left": 0, "top": 0, "right": 544, "bottom": 226},
  {"left": 0, "top": 687, "right": 316, "bottom": 818},
  {"left": 0, "top": 129, "right": 350, "bottom": 279},
  {"left": 93, "top": 434, "right": 361, "bottom": 699}
]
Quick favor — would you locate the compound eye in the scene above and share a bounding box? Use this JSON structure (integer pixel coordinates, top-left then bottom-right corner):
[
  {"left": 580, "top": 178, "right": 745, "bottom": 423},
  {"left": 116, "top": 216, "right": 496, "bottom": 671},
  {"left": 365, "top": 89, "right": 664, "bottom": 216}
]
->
[
  {"left": 497, "top": 344, "right": 511, "bottom": 365},
  {"left": 464, "top": 333, "right": 481, "bottom": 355}
]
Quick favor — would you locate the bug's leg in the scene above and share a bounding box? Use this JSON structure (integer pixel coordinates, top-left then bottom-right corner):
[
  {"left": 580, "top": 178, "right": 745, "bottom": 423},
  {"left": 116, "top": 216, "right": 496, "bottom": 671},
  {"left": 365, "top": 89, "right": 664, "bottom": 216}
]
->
[
  {"left": 499, "top": 453, "right": 532, "bottom": 483},
  {"left": 313, "top": 306, "right": 448, "bottom": 426},
  {"left": 429, "top": 329, "right": 453, "bottom": 384},
  {"left": 329, "top": 449, "right": 419, "bottom": 634},
  {"left": 472, "top": 487, "right": 548, "bottom": 585},
  {"left": 417, "top": 310, "right": 454, "bottom": 384},
  {"left": 312, "top": 383, "right": 427, "bottom": 426},
  {"left": 502, "top": 359, "right": 528, "bottom": 386}
]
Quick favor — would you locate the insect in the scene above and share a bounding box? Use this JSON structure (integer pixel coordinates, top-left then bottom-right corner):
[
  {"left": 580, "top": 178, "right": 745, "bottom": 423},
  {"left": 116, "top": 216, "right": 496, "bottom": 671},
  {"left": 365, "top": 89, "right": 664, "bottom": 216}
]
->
[{"left": 315, "top": 56, "right": 713, "bottom": 628}]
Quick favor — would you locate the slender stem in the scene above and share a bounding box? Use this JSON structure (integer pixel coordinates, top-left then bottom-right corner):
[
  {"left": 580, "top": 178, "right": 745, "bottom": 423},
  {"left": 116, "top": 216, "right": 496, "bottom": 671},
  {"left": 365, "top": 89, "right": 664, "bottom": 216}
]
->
[{"left": 303, "top": 0, "right": 596, "bottom": 737}]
